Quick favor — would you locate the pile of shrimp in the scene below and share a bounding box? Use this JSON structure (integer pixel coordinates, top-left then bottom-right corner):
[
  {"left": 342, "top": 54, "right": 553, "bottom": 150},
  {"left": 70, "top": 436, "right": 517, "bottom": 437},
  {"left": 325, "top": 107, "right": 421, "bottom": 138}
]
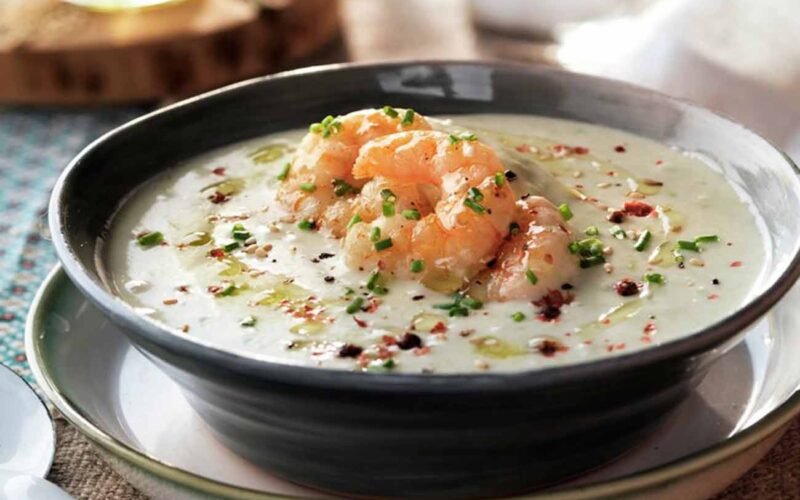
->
[{"left": 277, "top": 108, "right": 578, "bottom": 301}]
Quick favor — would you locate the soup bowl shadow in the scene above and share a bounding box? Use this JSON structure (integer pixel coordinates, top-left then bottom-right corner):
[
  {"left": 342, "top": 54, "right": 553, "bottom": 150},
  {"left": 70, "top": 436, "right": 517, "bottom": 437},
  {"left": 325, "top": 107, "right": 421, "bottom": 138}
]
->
[{"left": 49, "top": 61, "right": 800, "bottom": 499}]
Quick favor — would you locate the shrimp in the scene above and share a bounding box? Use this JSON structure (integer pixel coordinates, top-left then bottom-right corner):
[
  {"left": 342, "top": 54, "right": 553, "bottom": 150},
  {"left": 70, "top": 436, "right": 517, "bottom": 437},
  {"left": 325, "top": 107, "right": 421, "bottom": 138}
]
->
[
  {"left": 344, "top": 130, "right": 516, "bottom": 289},
  {"left": 484, "top": 196, "right": 579, "bottom": 301},
  {"left": 277, "top": 108, "right": 431, "bottom": 236}
]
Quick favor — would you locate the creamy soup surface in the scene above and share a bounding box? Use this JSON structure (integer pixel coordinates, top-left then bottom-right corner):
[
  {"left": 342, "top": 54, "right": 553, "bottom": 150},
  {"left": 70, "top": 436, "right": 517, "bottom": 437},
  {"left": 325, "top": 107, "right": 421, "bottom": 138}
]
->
[{"left": 104, "top": 112, "right": 766, "bottom": 374}]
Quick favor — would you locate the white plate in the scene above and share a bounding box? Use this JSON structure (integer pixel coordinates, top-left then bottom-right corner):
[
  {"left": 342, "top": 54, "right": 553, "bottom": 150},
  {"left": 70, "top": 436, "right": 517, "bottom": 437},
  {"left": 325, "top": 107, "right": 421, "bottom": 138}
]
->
[
  {"left": 0, "top": 363, "right": 55, "bottom": 478},
  {"left": 26, "top": 267, "right": 800, "bottom": 499}
]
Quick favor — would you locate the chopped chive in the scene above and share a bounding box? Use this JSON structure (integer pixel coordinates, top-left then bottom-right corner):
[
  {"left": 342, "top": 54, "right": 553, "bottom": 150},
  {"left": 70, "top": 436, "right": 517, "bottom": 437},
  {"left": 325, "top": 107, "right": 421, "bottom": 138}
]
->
[
  {"left": 321, "top": 115, "right": 334, "bottom": 126},
  {"left": 299, "top": 182, "right": 316, "bottom": 193},
  {"left": 580, "top": 255, "right": 606, "bottom": 268},
  {"left": 526, "top": 270, "right": 538, "bottom": 285},
  {"left": 610, "top": 225, "right": 627, "bottom": 239},
  {"left": 461, "top": 296, "right": 483, "bottom": 310},
  {"left": 233, "top": 231, "right": 251, "bottom": 241},
  {"left": 672, "top": 249, "right": 685, "bottom": 263},
  {"left": 374, "top": 238, "right": 393, "bottom": 251},
  {"left": 218, "top": 284, "right": 237, "bottom": 297},
  {"left": 584, "top": 226, "right": 599, "bottom": 236},
  {"left": 223, "top": 241, "right": 240, "bottom": 252},
  {"left": 512, "top": 312, "right": 525, "bottom": 322},
  {"left": 449, "top": 306, "right": 469, "bottom": 317},
  {"left": 137, "top": 231, "right": 164, "bottom": 247},
  {"left": 309, "top": 123, "right": 323, "bottom": 134},
  {"left": 695, "top": 234, "right": 720, "bottom": 244},
  {"left": 298, "top": 219, "right": 316, "bottom": 231},
  {"left": 382, "top": 105, "right": 399, "bottom": 118},
  {"left": 461, "top": 133, "right": 478, "bottom": 141},
  {"left": 346, "top": 297, "right": 364, "bottom": 314},
  {"left": 558, "top": 203, "right": 573, "bottom": 221},
  {"left": 276, "top": 162, "right": 290, "bottom": 181},
  {"left": 468, "top": 187, "right": 484, "bottom": 202},
  {"left": 347, "top": 214, "right": 362, "bottom": 230},
  {"left": 240, "top": 316, "right": 257, "bottom": 327},
  {"left": 464, "top": 198, "right": 486, "bottom": 214},
  {"left": 402, "top": 208, "right": 421, "bottom": 220},
  {"left": 509, "top": 221, "right": 521, "bottom": 236},
  {"left": 401, "top": 109, "right": 415, "bottom": 126},
  {"left": 370, "top": 226, "right": 381, "bottom": 242},
  {"left": 494, "top": 171, "right": 505, "bottom": 187},
  {"left": 448, "top": 134, "right": 460, "bottom": 145},
  {"left": 644, "top": 273, "right": 665, "bottom": 284},
  {"left": 372, "top": 286, "right": 389, "bottom": 296},
  {"left": 410, "top": 260, "right": 424, "bottom": 273},
  {"left": 634, "top": 230, "right": 652, "bottom": 252},
  {"left": 333, "top": 179, "right": 354, "bottom": 197},
  {"left": 366, "top": 270, "right": 381, "bottom": 290},
  {"left": 380, "top": 189, "right": 396, "bottom": 202},
  {"left": 677, "top": 240, "right": 699, "bottom": 252},
  {"left": 382, "top": 201, "right": 396, "bottom": 217}
]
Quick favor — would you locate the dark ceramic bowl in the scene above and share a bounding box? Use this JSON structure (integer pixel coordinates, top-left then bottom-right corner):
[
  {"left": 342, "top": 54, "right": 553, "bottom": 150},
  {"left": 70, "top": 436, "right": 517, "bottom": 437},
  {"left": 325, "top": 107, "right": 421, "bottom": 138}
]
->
[{"left": 49, "top": 61, "right": 800, "bottom": 498}]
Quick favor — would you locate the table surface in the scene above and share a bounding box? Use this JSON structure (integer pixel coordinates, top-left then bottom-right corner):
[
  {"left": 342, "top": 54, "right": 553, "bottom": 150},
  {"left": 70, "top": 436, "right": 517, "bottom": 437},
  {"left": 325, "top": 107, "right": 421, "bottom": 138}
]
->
[{"left": 2, "top": 0, "right": 799, "bottom": 498}]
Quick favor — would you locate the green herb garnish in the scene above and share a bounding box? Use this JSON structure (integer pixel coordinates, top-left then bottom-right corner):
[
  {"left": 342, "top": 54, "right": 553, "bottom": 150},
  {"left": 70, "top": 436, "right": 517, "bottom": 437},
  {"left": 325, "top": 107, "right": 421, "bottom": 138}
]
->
[
  {"left": 374, "top": 238, "right": 393, "bottom": 251},
  {"left": 644, "top": 273, "right": 665, "bottom": 284},
  {"left": 494, "top": 171, "right": 505, "bottom": 187},
  {"left": 634, "top": 230, "right": 652, "bottom": 252},
  {"left": 137, "top": 231, "right": 164, "bottom": 247},
  {"left": 512, "top": 312, "right": 525, "bottom": 322},
  {"left": 382, "top": 201, "right": 396, "bottom": 217},
  {"left": 347, "top": 214, "right": 362, "bottom": 230},
  {"left": 584, "top": 226, "right": 599, "bottom": 236},
  {"left": 223, "top": 241, "right": 240, "bottom": 253},
  {"left": 610, "top": 225, "right": 627, "bottom": 239},
  {"left": 401, "top": 109, "right": 415, "bottom": 126},
  {"left": 299, "top": 182, "right": 316, "bottom": 193},
  {"left": 298, "top": 219, "right": 316, "bottom": 231},
  {"left": 276, "top": 162, "right": 290, "bottom": 181},
  {"left": 333, "top": 179, "right": 355, "bottom": 197},
  {"left": 410, "top": 260, "right": 424, "bottom": 273},
  {"left": 526, "top": 270, "right": 538, "bottom": 285},
  {"left": 370, "top": 226, "right": 381, "bottom": 242},
  {"left": 346, "top": 297, "right": 364, "bottom": 314},
  {"left": 402, "top": 208, "right": 421, "bottom": 220},
  {"left": 232, "top": 223, "right": 251, "bottom": 241},
  {"left": 382, "top": 105, "right": 399, "bottom": 118},
  {"left": 468, "top": 187, "right": 484, "bottom": 202},
  {"left": 558, "top": 203, "right": 573, "bottom": 221},
  {"left": 464, "top": 198, "right": 486, "bottom": 214},
  {"left": 677, "top": 240, "right": 699, "bottom": 252}
]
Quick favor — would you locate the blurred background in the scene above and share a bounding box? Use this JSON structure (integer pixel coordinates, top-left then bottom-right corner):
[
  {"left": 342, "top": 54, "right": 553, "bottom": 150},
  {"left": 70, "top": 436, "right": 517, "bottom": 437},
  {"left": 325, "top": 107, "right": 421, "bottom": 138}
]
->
[{"left": 0, "top": 0, "right": 798, "bottom": 160}]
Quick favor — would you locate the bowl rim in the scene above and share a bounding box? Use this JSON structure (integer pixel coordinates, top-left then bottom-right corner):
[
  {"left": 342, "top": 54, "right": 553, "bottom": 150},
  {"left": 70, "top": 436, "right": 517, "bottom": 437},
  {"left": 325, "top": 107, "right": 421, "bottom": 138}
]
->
[
  {"left": 48, "top": 59, "right": 800, "bottom": 392},
  {"left": 25, "top": 265, "right": 800, "bottom": 499}
]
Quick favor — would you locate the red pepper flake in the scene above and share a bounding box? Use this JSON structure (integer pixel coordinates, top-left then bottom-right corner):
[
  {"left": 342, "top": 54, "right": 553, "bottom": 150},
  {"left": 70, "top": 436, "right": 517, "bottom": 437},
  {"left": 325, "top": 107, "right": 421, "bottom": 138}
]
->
[
  {"left": 208, "top": 191, "right": 230, "bottom": 204},
  {"left": 640, "top": 336, "right": 652, "bottom": 343},
  {"left": 212, "top": 167, "right": 226, "bottom": 176},
  {"left": 206, "top": 285, "right": 222, "bottom": 294},
  {"left": 208, "top": 248, "right": 225, "bottom": 259},
  {"left": 413, "top": 346, "right": 431, "bottom": 356},
  {"left": 176, "top": 285, "right": 190, "bottom": 293},
  {"left": 614, "top": 145, "right": 627, "bottom": 153},
  {"left": 601, "top": 318, "right": 611, "bottom": 325},
  {"left": 730, "top": 261, "right": 743, "bottom": 268},
  {"left": 607, "top": 210, "right": 626, "bottom": 223},
  {"left": 352, "top": 316, "right": 368, "bottom": 328},
  {"left": 708, "top": 294, "right": 719, "bottom": 300},
  {"left": 515, "top": 144, "right": 531, "bottom": 153},
  {"left": 616, "top": 343, "right": 626, "bottom": 350},
  {"left": 643, "top": 322, "right": 657, "bottom": 334},
  {"left": 535, "top": 339, "right": 568, "bottom": 357},
  {"left": 623, "top": 200, "right": 654, "bottom": 217},
  {"left": 573, "top": 146, "right": 589, "bottom": 155},
  {"left": 655, "top": 160, "right": 663, "bottom": 165},
  {"left": 363, "top": 297, "right": 381, "bottom": 313},
  {"left": 430, "top": 321, "right": 448, "bottom": 334},
  {"left": 376, "top": 346, "right": 394, "bottom": 360},
  {"left": 382, "top": 335, "right": 397, "bottom": 345},
  {"left": 338, "top": 344, "right": 363, "bottom": 358},
  {"left": 396, "top": 333, "right": 423, "bottom": 350},
  {"left": 614, "top": 279, "right": 640, "bottom": 297},
  {"left": 533, "top": 289, "right": 573, "bottom": 322}
]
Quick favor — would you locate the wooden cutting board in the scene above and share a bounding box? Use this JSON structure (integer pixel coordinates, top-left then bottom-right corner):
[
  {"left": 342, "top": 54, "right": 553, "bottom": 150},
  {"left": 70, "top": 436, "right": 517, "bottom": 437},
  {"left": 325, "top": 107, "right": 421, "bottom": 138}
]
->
[{"left": 0, "top": 0, "right": 340, "bottom": 104}]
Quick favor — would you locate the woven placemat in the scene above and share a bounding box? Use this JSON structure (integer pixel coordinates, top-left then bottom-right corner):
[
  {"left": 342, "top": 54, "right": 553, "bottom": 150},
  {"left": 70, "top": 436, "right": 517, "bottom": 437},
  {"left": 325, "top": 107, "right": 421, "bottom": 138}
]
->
[{"left": 46, "top": 414, "right": 800, "bottom": 499}]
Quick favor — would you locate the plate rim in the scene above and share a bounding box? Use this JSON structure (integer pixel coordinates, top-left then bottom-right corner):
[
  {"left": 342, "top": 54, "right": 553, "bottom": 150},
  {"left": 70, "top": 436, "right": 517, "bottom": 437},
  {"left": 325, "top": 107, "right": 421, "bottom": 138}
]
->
[
  {"left": 25, "top": 265, "right": 800, "bottom": 499},
  {"left": 0, "top": 362, "right": 56, "bottom": 478}
]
